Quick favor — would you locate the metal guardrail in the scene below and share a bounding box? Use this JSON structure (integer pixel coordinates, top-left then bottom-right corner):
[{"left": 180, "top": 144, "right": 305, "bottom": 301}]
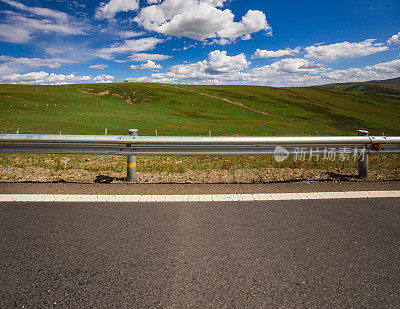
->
[{"left": 0, "top": 129, "right": 399, "bottom": 181}]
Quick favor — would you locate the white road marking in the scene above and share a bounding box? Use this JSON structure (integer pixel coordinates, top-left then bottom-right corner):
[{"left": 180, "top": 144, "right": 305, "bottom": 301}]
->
[{"left": 0, "top": 191, "right": 399, "bottom": 203}]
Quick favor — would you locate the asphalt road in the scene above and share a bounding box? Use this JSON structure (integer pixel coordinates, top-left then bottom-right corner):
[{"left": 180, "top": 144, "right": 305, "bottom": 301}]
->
[{"left": 1, "top": 198, "right": 400, "bottom": 308}]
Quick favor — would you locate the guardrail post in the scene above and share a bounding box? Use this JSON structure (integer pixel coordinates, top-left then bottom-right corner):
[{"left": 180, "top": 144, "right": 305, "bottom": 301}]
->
[
  {"left": 358, "top": 129, "right": 369, "bottom": 178},
  {"left": 126, "top": 129, "right": 138, "bottom": 183}
]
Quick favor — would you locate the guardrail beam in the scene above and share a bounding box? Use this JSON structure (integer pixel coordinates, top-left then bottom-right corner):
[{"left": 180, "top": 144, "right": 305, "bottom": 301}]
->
[{"left": 0, "top": 130, "right": 399, "bottom": 183}]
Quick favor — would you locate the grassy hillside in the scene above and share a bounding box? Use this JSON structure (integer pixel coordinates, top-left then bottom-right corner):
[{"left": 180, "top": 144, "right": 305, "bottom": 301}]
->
[
  {"left": 0, "top": 82, "right": 399, "bottom": 136},
  {"left": 316, "top": 81, "right": 400, "bottom": 101}
]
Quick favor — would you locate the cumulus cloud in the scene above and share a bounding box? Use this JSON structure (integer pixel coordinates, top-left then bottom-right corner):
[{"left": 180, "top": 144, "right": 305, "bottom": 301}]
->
[
  {"left": 253, "top": 47, "right": 301, "bottom": 59},
  {"left": 131, "top": 60, "right": 162, "bottom": 70},
  {"left": 125, "top": 59, "right": 400, "bottom": 86},
  {"left": 168, "top": 50, "right": 249, "bottom": 79},
  {"left": 95, "top": 0, "right": 139, "bottom": 20},
  {"left": 126, "top": 53, "right": 330, "bottom": 86},
  {"left": 0, "top": 1, "right": 87, "bottom": 43},
  {"left": 320, "top": 59, "right": 400, "bottom": 83},
  {"left": 251, "top": 58, "right": 325, "bottom": 76},
  {"left": 387, "top": 32, "right": 400, "bottom": 45},
  {"left": 128, "top": 50, "right": 250, "bottom": 84},
  {"left": 1, "top": 71, "right": 49, "bottom": 82},
  {"left": 0, "top": 71, "right": 91, "bottom": 84},
  {"left": 89, "top": 64, "right": 108, "bottom": 69},
  {"left": 46, "top": 73, "right": 91, "bottom": 83},
  {"left": 133, "top": 0, "right": 270, "bottom": 43},
  {"left": 133, "top": 58, "right": 400, "bottom": 87},
  {"left": 93, "top": 74, "right": 115, "bottom": 83},
  {"left": 96, "top": 37, "right": 164, "bottom": 60},
  {"left": 305, "top": 39, "right": 388, "bottom": 61}
]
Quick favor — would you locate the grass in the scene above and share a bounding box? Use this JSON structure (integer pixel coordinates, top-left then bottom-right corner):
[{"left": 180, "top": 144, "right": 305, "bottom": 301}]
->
[
  {"left": 0, "top": 82, "right": 399, "bottom": 136},
  {"left": 0, "top": 82, "right": 399, "bottom": 182},
  {"left": 1, "top": 153, "right": 398, "bottom": 174},
  {"left": 316, "top": 81, "right": 400, "bottom": 101}
]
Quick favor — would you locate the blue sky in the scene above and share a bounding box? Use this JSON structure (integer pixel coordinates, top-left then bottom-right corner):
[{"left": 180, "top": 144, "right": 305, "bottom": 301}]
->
[{"left": 0, "top": 0, "right": 399, "bottom": 86}]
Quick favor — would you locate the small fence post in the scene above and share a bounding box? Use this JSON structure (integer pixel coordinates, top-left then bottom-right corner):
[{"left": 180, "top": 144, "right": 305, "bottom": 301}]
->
[
  {"left": 126, "top": 129, "right": 138, "bottom": 183},
  {"left": 358, "top": 129, "right": 369, "bottom": 178}
]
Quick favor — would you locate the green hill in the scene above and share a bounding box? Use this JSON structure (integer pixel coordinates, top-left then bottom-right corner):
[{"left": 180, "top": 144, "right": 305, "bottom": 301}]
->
[
  {"left": 316, "top": 81, "right": 400, "bottom": 101},
  {"left": 0, "top": 82, "right": 399, "bottom": 136}
]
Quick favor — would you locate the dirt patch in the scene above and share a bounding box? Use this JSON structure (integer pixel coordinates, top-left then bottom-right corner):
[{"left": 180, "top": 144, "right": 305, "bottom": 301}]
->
[
  {"left": 6, "top": 95, "right": 29, "bottom": 102},
  {"left": 77, "top": 89, "right": 110, "bottom": 96},
  {"left": 97, "top": 90, "right": 109, "bottom": 96},
  {"left": 0, "top": 166, "right": 397, "bottom": 184}
]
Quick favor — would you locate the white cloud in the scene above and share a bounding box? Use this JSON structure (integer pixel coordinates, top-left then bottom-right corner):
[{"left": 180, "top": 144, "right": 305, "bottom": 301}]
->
[
  {"left": 93, "top": 74, "right": 115, "bottom": 83},
  {"left": 45, "top": 47, "right": 63, "bottom": 56},
  {"left": 321, "top": 59, "right": 400, "bottom": 82},
  {"left": 0, "top": 23, "right": 31, "bottom": 44},
  {"left": 0, "top": 55, "right": 77, "bottom": 75},
  {"left": 127, "top": 53, "right": 172, "bottom": 62},
  {"left": 89, "top": 64, "right": 108, "bottom": 69},
  {"left": 253, "top": 47, "right": 301, "bottom": 59},
  {"left": 305, "top": 39, "right": 388, "bottom": 61},
  {"left": 202, "top": 50, "right": 250, "bottom": 74},
  {"left": 96, "top": 37, "right": 164, "bottom": 60},
  {"left": 126, "top": 53, "right": 329, "bottom": 86},
  {"left": 251, "top": 58, "right": 325, "bottom": 76},
  {"left": 168, "top": 50, "right": 249, "bottom": 79},
  {"left": 131, "top": 60, "right": 162, "bottom": 70},
  {"left": 0, "top": 71, "right": 91, "bottom": 84},
  {"left": 250, "top": 58, "right": 400, "bottom": 86},
  {"left": 128, "top": 50, "right": 250, "bottom": 84},
  {"left": 118, "top": 30, "right": 145, "bottom": 38},
  {"left": 0, "top": 55, "right": 75, "bottom": 69},
  {"left": 134, "top": 0, "right": 270, "bottom": 43},
  {"left": 46, "top": 73, "right": 91, "bottom": 83},
  {"left": 0, "top": 1, "right": 87, "bottom": 44},
  {"left": 1, "top": 0, "right": 69, "bottom": 21},
  {"left": 95, "top": 0, "right": 139, "bottom": 20},
  {"left": 387, "top": 32, "right": 400, "bottom": 45},
  {"left": 1, "top": 71, "right": 49, "bottom": 82}
]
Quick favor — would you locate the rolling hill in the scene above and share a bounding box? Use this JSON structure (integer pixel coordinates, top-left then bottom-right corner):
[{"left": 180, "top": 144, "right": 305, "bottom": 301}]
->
[
  {"left": 0, "top": 82, "right": 399, "bottom": 136},
  {"left": 315, "top": 80, "right": 400, "bottom": 100}
]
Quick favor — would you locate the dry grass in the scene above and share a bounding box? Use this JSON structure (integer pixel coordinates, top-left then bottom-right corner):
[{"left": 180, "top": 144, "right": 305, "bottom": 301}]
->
[{"left": 1, "top": 153, "right": 399, "bottom": 183}]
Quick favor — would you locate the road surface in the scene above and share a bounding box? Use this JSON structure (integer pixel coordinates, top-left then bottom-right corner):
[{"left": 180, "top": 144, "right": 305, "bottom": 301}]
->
[{"left": 1, "top": 197, "right": 400, "bottom": 307}]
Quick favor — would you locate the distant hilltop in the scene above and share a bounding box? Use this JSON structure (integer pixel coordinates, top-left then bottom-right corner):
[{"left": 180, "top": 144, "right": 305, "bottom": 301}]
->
[{"left": 367, "top": 77, "right": 400, "bottom": 83}]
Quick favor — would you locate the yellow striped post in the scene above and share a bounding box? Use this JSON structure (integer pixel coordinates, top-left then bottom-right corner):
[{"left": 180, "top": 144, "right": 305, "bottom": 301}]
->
[{"left": 126, "top": 129, "right": 138, "bottom": 182}]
